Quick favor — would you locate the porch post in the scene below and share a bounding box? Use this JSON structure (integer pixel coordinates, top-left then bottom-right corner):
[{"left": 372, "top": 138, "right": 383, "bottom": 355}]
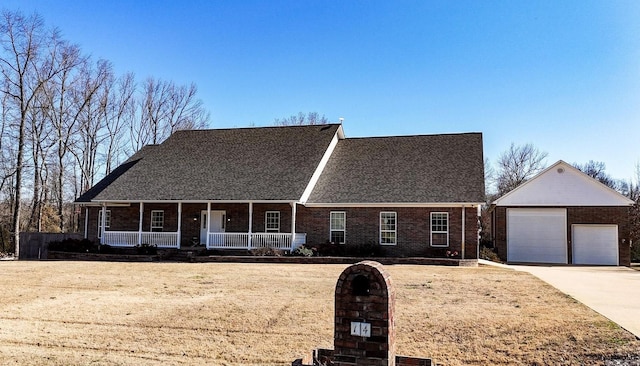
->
[
  {"left": 138, "top": 202, "right": 144, "bottom": 245},
  {"left": 84, "top": 206, "right": 89, "bottom": 239},
  {"left": 478, "top": 205, "right": 482, "bottom": 259},
  {"left": 206, "top": 202, "right": 211, "bottom": 247},
  {"left": 248, "top": 201, "right": 253, "bottom": 250},
  {"left": 291, "top": 202, "right": 297, "bottom": 248},
  {"left": 461, "top": 206, "right": 466, "bottom": 260},
  {"left": 177, "top": 202, "right": 182, "bottom": 249},
  {"left": 100, "top": 204, "right": 107, "bottom": 244}
]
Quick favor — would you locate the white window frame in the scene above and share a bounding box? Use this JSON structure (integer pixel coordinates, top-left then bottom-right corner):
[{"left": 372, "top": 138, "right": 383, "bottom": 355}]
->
[
  {"left": 97, "top": 210, "right": 111, "bottom": 238},
  {"left": 430, "top": 212, "right": 449, "bottom": 247},
  {"left": 151, "top": 210, "right": 164, "bottom": 232},
  {"left": 379, "top": 212, "right": 397, "bottom": 245},
  {"left": 265, "top": 211, "right": 280, "bottom": 233},
  {"left": 330, "top": 211, "right": 346, "bottom": 244}
]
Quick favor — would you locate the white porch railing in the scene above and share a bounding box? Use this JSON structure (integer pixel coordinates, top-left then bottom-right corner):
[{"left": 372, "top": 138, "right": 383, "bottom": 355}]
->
[
  {"left": 101, "top": 231, "right": 305, "bottom": 251},
  {"left": 101, "top": 231, "right": 179, "bottom": 249},
  {"left": 141, "top": 232, "right": 179, "bottom": 248},
  {"left": 206, "top": 233, "right": 307, "bottom": 250},
  {"left": 207, "top": 233, "right": 249, "bottom": 249}
]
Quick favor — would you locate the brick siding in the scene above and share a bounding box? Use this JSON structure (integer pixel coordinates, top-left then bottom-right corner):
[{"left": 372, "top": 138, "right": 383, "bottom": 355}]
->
[
  {"left": 81, "top": 203, "right": 480, "bottom": 258},
  {"left": 297, "top": 206, "right": 479, "bottom": 258}
]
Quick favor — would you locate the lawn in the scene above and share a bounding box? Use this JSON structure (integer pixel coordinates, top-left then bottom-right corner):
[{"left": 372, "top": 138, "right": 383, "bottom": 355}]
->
[{"left": 0, "top": 261, "right": 638, "bottom": 365}]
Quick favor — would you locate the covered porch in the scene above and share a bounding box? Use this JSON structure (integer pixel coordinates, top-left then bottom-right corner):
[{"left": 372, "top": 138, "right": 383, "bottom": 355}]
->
[{"left": 86, "top": 201, "right": 306, "bottom": 251}]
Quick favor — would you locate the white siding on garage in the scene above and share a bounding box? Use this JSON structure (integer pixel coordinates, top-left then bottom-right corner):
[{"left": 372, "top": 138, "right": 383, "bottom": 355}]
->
[
  {"left": 572, "top": 225, "right": 618, "bottom": 265},
  {"left": 507, "top": 208, "right": 568, "bottom": 264},
  {"left": 494, "top": 161, "right": 635, "bottom": 207}
]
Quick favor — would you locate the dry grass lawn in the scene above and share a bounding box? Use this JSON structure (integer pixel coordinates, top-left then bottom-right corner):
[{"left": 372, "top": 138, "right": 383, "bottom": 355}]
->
[{"left": 0, "top": 261, "right": 638, "bottom": 365}]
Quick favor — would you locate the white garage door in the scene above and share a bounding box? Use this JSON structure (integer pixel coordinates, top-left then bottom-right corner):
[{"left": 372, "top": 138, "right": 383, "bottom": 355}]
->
[
  {"left": 507, "top": 208, "right": 567, "bottom": 264},
  {"left": 572, "top": 225, "right": 618, "bottom": 265}
]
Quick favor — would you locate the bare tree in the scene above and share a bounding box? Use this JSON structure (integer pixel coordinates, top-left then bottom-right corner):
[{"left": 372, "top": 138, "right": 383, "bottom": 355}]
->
[
  {"left": 274, "top": 111, "right": 329, "bottom": 126},
  {"left": 0, "top": 11, "right": 68, "bottom": 255},
  {"left": 0, "top": 11, "right": 213, "bottom": 251},
  {"left": 573, "top": 160, "right": 619, "bottom": 190},
  {"left": 71, "top": 59, "right": 112, "bottom": 196},
  {"left": 164, "top": 82, "right": 208, "bottom": 134},
  {"left": 41, "top": 41, "right": 86, "bottom": 232},
  {"left": 130, "top": 77, "right": 209, "bottom": 152},
  {"left": 26, "top": 93, "right": 54, "bottom": 232},
  {"left": 495, "top": 143, "right": 548, "bottom": 196},
  {"left": 103, "top": 72, "right": 135, "bottom": 176},
  {"left": 623, "top": 163, "right": 640, "bottom": 262}
]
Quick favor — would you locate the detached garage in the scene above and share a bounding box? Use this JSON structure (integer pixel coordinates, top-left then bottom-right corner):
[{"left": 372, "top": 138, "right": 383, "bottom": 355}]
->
[{"left": 491, "top": 161, "right": 633, "bottom": 266}]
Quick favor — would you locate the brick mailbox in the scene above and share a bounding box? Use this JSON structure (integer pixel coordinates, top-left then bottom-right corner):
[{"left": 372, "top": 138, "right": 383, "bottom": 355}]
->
[
  {"left": 294, "top": 260, "right": 431, "bottom": 366},
  {"left": 334, "top": 260, "right": 396, "bottom": 366}
]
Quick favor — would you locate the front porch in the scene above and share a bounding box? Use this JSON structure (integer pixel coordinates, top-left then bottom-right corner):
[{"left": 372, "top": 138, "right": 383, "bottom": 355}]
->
[
  {"left": 87, "top": 201, "right": 307, "bottom": 251},
  {"left": 101, "top": 231, "right": 306, "bottom": 250}
]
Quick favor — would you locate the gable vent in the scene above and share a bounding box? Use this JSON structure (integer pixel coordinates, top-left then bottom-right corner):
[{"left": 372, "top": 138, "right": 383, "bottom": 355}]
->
[{"left": 557, "top": 167, "right": 565, "bottom": 174}]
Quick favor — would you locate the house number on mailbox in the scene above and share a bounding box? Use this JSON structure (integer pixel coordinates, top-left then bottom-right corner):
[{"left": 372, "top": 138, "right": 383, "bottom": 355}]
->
[{"left": 350, "top": 322, "right": 371, "bottom": 337}]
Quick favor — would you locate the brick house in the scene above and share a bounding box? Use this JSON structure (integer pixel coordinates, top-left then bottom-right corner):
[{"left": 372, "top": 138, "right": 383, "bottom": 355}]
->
[
  {"left": 490, "top": 160, "right": 634, "bottom": 266},
  {"left": 76, "top": 124, "right": 485, "bottom": 258}
]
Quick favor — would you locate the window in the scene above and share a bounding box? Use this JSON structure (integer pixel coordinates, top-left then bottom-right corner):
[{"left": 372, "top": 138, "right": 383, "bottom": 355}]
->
[
  {"left": 330, "top": 211, "right": 346, "bottom": 244},
  {"left": 265, "top": 211, "right": 280, "bottom": 232},
  {"left": 151, "top": 210, "right": 164, "bottom": 232},
  {"left": 380, "top": 212, "right": 397, "bottom": 245},
  {"left": 97, "top": 210, "right": 111, "bottom": 238},
  {"left": 431, "top": 212, "right": 449, "bottom": 247}
]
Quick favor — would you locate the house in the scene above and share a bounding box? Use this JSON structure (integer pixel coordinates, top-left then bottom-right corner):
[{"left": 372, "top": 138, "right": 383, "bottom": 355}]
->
[
  {"left": 490, "top": 160, "right": 634, "bottom": 266},
  {"left": 76, "top": 124, "right": 485, "bottom": 258}
]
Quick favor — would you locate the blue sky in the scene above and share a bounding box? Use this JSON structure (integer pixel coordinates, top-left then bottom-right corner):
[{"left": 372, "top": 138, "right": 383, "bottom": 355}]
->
[{"left": 4, "top": 0, "right": 640, "bottom": 180}]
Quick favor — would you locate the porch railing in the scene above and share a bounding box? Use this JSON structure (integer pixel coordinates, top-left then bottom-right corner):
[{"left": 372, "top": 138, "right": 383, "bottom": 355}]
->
[
  {"left": 101, "top": 231, "right": 305, "bottom": 251},
  {"left": 101, "top": 231, "right": 179, "bottom": 249},
  {"left": 207, "top": 233, "right": 249, "bottom": 249},
  {"left": 206, "top": 232, "right": 306, "bottom": 250}
]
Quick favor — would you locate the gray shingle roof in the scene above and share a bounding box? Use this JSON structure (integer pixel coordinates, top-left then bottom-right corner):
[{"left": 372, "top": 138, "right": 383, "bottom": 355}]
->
[
  {"left": 81, "top": 124, "right": 341, "bottom": 202},
  {"left": 306, "top": 133, "right": 485, "bottom": 204},
  {"left": 75, "top": 145, "right": 159, "bottom": 203}
]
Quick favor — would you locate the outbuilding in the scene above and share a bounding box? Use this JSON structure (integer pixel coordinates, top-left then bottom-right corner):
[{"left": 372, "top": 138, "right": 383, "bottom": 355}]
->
[{"left": 491, "top": 160, "right": 634, "bottom": 266}]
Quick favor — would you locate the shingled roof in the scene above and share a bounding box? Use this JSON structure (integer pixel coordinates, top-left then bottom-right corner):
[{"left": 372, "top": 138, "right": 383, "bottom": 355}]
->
[
  {"left": 306, "top": 133, "right": 485, "bottom": 204},
  {"left": 77, "top": 124, "right": 341, "bottom": 202}
]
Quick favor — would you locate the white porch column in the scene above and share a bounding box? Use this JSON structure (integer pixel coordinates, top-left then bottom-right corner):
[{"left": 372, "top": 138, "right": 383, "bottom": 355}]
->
[
  {"left": 248, "top": 202, "right": 253, "bottom": 250},
  {"left": 477, "top": 205, "right": 482, "bottom": 259},
  {"left": 291, "top": 202, "right": 297, "bottom": 248},
  {"left": 461, "top": 206, "right": 466, "bottom": 260},
  {"left": 84, "top": 206, "right": 89, "bottom": 239},
  {"left": 138, "top": 202, "right": 144, "bottom": 245},
  {"left": 177, "top": 202, "right": 182, "bottom": 249},
  {"left": 100, "top": 204, "right": 107, "bottom": 244},
  {"left": 206, "top": 202, "right": 211, "bottom": 247}
]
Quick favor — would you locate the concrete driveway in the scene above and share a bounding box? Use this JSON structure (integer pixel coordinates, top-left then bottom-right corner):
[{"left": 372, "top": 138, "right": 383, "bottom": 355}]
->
[{"left": 480, "top": 260, "right": 640, "bottom": 339}]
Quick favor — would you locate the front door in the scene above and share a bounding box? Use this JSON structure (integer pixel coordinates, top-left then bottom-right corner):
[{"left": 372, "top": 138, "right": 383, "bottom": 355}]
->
[{"left": 200, "top": 210, "right": 226, "bottom": 243}]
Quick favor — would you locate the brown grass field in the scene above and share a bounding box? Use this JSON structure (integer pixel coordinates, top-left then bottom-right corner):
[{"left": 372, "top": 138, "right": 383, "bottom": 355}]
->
[{"left": 0, "top": 261, "right": 638, "bottom": 365}]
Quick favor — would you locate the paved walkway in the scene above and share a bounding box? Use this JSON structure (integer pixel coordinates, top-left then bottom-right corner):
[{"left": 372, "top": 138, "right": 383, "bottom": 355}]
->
[{"left": 479, "top": 260, "right": 640, "bottom": 339}]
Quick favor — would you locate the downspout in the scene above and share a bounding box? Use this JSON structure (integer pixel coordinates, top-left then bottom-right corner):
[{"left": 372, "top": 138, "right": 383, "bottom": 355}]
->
[{"left": 461, "top": 206, "right": 465, "bottom": 260}]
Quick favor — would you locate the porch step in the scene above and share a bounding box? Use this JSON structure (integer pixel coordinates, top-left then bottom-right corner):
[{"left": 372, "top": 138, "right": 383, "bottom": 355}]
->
[{"left": 160, "top": 247, "right": 208, "bottom": 262}]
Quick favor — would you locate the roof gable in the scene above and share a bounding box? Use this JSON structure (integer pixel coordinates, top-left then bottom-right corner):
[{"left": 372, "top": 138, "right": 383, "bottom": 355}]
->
[
  {"left": 493, "top": 160, "right": 634, "bottom": 207},
  {"left": 85, "top": 124, "right": 341, "bottom": 202},
  {"left": 306, "top": 133, "right": 485, "bottom": 204}
]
